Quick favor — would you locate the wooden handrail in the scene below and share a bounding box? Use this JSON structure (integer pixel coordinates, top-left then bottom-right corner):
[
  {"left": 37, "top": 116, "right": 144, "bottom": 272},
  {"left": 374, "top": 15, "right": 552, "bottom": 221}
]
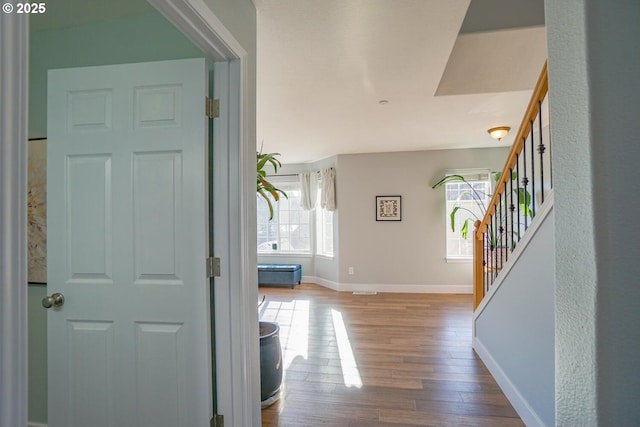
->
[
  {"left": 473, "top": 220, "right": 484, "bottom": 309},
  {"left": 473, "top": 61, "right": 549, "bottom": 310},
  {"left": 475, "top": 61, "right": 548, "bottom": 238}
]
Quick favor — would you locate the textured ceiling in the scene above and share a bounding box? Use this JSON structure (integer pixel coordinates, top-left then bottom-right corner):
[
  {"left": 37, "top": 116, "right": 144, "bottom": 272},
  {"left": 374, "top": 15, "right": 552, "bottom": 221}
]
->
[
  {"left": 30, "top": 0, "right": 547, "bottom": 165},
  {"left": 256, "top": 0, "right": 547, "bottom": 164}
]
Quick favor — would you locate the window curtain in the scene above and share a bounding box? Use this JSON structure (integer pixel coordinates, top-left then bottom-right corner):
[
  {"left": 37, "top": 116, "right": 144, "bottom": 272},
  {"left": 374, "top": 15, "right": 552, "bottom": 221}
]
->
[
  {"left": 299, "top": 171, "right": 317, "bottom": 210},
  {"left": 320, "top": 168, "right": 336, "bottom": 211}
]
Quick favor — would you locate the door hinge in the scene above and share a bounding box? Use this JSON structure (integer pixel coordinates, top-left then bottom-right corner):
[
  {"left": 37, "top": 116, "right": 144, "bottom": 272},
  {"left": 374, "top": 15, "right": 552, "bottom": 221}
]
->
[
  {"left": 206, "top": 97, "right": 220, "bottom": 119},
  {"left": 207, "top": 256, "right": 221, "bottom": 278},
  {"left": 210, "top": 414, "right": 224, "bottom": 427}
]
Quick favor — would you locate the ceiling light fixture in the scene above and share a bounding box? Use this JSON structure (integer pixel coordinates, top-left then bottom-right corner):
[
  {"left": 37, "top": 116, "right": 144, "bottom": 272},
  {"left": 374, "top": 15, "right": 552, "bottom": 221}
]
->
[
  {"left": 378, "top": 99, "right": 389, "bottom": 105},
  {"left": 488, "top": 126, "right": 511, "bottom": 141}
]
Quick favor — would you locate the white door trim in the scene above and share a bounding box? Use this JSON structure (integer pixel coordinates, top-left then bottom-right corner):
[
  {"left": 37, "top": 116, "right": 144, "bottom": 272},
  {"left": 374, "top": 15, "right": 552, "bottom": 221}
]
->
[
  {"left": 147, "top": 1, "right": 259, "bottom": 425},
  {"left": 0, "top": 7, "right": 29, "bottom": 427},
  {"left": 148, "top": 0, "right": 245, "bottom": 61}
]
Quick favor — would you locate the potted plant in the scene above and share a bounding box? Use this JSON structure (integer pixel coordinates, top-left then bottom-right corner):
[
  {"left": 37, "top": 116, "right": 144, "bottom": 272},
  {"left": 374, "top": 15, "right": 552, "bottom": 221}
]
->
[
  {"left": 432, "top": 173, "right": 532, "bottom": 266},
  {"left": 256, "top": 149, "right": 286, "bottom": 408},
  {"left": 257, "top": 150, "right": 287, "bottom": 220}
]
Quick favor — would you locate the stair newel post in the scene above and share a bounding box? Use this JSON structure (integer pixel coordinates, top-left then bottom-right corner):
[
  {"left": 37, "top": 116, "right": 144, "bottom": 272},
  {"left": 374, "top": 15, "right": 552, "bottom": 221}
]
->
[{"left": 473, "top": 220, "right": 484, "bottom": 310}]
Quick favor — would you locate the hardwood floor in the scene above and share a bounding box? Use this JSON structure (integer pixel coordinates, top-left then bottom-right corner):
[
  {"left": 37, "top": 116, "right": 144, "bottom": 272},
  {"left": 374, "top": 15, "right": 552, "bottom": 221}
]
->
[{"left": 259, "top": 283, "right": 524, "bottom": 427}]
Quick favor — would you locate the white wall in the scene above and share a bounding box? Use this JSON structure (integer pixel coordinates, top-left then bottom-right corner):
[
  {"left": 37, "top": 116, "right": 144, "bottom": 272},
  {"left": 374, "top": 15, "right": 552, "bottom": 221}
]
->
[
  {"left": 546, "top": 0, "right": 640, "bottom": 424},
  {"left": 336, "top": 147, "right": 509, "bottom": 293},
  {"left": 474, "top": 202, "right": 555, "bottom": 427}
]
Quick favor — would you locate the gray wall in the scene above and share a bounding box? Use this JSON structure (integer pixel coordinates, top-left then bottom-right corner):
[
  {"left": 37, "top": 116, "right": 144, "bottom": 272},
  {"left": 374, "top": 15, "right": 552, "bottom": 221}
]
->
[
  {"left": 335, "top": 147, "right": 509, "bottom": 291},
  {"left": 474, "top": 205, "right": 555, "bottom": 427},
  {"left": 546, "top": 0, "right": 640, "bottom": 424},
  {"left": 27, "top": 286, "right": 48, "bottom": 424},
  {"left": 259, "top": 148, "right": 510, "bottom": 291}
]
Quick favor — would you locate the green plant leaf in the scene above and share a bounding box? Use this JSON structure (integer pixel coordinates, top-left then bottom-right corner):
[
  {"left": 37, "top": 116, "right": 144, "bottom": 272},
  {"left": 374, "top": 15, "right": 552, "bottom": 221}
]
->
[
  {"left": 256, "top": 150, "right": 288, "bottom": 220},
  {"left": 516, "top": 187, "right": 533, "bottom": 217},
  {"left": 449, "top": 206, "right": 460, "bottom": 232},
  {"left": 461, "top": 218, "right": 469, "bottom": 240},
  {"left": 256, "top": 188, "right": 274, "bottom": 220},
  {"left": 432, "top": 174, "right": 467, "bottom": 189},
  {"left": 257, "top": 151, "right": 282, "bottom": 174}
]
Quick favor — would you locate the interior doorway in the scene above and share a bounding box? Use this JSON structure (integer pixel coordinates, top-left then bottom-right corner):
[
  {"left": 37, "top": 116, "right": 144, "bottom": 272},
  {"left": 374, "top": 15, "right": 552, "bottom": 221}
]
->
[{"left": 1, "top": 1, "right": 259, "bottom": 426}]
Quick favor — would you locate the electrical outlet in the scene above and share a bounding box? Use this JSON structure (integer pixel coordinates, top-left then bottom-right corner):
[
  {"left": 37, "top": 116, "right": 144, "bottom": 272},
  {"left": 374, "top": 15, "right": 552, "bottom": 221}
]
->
[{"left": 348, "top": 267, "right": 354, "bottom": 275}]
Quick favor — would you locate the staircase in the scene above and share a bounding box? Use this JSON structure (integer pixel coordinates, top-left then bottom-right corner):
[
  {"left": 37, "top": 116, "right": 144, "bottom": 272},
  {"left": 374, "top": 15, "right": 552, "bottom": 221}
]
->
[{"left": 472, "top": 62, "right": 556, "bottom": 427}]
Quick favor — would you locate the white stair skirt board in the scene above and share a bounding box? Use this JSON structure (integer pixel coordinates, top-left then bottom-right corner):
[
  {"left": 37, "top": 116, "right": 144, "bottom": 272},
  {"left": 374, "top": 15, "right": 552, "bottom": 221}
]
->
[
  {"left": 304, "top": 277, "right": 471, "bottom": 294},
  {"left": 473, "top": 338, "right": 548, "bottom": 427},
  {"left": 473, "top": 191, "right": 555, "bottom": 317},
  {"left": 471, "top": 193, "right": 555, "bottom": 427}
]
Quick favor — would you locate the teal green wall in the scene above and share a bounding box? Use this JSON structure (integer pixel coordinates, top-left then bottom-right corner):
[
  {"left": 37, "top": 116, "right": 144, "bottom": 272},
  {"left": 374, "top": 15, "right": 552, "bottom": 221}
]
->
[
  {"left": 28, "top": 11, "right": 203, "bottom": 138},
  {"left": 28, "top": 285, "right": 48, "bottom": 424},
  {"left": 28, "top": 11, "right": 204, "bottom": 423}
]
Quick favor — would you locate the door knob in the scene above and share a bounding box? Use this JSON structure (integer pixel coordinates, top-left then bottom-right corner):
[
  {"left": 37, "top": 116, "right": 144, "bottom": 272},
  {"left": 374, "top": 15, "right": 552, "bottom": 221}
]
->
[{"left": 42, "top": 292, "right": 65, "bottom": 309}]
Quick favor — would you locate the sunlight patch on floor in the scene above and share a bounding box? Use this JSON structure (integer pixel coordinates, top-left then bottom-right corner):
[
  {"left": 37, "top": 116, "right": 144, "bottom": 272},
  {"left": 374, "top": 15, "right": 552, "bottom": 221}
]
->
[
  {"left": 260, "top": 299, "right": 310, "bottom": 371},
  {"left": 331, "top": 309, "right": 363, "bottom": 388}
]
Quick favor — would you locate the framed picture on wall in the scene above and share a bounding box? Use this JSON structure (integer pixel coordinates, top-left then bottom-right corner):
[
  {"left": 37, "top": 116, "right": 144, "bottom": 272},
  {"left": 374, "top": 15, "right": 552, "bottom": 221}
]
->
[
  {"left": 376, "top": 195, "right": 401, "bottom": 221},
  {"left": 28, "top": 138, "right": 47, "bottom": 284}
]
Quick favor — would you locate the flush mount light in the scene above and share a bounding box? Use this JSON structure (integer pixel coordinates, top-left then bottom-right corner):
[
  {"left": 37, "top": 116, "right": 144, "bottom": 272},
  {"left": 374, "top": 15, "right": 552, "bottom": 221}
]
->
[
  {"left": 488, "top": 126, "right": 511, "bottom": 141},
  {"left": 378, "top": 99, "right": 389, "bottom": 105}
]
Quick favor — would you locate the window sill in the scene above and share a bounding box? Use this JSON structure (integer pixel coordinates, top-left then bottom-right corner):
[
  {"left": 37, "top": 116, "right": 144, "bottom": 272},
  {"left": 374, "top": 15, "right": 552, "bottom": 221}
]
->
[
  {"left": 315, "top": 254, "right": 335, "bottom": 260},
  {"left": 446, "top": 257, "right": 472, "bottom": 264},
  {"left": 258, "top": 252, "right": 313, "bottom": 258}
]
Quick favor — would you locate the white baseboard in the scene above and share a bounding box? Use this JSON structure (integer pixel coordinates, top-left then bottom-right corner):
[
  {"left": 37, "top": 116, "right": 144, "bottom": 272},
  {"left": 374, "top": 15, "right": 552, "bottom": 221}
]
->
[
  {"left": 28, "top": 422, "right": 47, "bottom": 427},
  {"left": 303, "top": 276, "right": 471, "bottom": 294},
  {"left": 339, "top": 283, "right": 471, "bottom": 294},
  {"left": 305, "top": 276, "right": 340, "bottom": 291},
  {"left": 473, "top": 338, "right": 548, "bottom": 427}
]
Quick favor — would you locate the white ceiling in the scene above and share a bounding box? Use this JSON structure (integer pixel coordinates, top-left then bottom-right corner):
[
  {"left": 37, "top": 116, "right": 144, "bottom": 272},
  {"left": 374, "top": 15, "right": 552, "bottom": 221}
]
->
[
  {"left": 255, "top": 0, "right": 547, "bottom": 164},
  {"left": 30, "top": 0, "right": 547, "bottom": 165}
]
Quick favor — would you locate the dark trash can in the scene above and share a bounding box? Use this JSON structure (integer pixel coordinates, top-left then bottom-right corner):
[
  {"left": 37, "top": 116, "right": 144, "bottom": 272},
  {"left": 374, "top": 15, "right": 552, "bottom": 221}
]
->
[{"left": 259, "top": 321, "right": 283, "bottom": 408}]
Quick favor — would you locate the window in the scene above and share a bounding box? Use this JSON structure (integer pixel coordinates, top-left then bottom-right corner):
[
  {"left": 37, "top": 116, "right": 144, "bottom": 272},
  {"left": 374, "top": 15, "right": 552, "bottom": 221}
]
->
[
  {"left": 257, "top": 179, "right": 311, "bottom": 253},
  {"left": 316, "top": 185, "right": 334, "bottom": 257},
  {"left": 444, "top": 169, "right": 491, "bottom": 260}
]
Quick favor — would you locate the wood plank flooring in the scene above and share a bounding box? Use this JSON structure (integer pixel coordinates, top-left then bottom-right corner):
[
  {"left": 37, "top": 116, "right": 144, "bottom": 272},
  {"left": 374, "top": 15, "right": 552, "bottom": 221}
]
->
[{"left": 259, "top": 283, "right": 524, "bottom": 427}]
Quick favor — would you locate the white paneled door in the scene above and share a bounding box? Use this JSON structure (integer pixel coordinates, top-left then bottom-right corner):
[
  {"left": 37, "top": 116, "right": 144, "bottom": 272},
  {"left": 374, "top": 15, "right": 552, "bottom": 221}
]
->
[{"left": 46, "top": 59, "right": 212, "bottom": 427}]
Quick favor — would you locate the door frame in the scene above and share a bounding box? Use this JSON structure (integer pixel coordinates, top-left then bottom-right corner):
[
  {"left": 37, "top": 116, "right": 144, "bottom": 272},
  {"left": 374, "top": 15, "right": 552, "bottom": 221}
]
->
[
  {"left": 0, "top": 0, "right": 259, "bottom": 425},
  {"left": 147, "top": 3, "right": 259, "bottom": 425},
  {"left": 0, "top": 6, "right": 29, "bottom": 427}
]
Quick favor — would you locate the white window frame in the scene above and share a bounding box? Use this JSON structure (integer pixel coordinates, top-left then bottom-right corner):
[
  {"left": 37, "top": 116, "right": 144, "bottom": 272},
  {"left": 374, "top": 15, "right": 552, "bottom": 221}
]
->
[
  {"left": 257, "top": 176, "right": 311, "bottom": 254},
  {"left": 444, "top": 169, "right": 492, "bottom": 262},
  {"left": 315, "top": 182, "right": 334, "bottom": 258}
]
